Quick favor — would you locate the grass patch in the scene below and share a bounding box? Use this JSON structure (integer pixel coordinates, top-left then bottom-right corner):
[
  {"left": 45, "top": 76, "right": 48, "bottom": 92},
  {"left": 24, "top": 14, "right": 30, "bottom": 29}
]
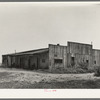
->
[
  {"left": 25, "top": 79, "right": 100, "bottom": 89},
  {"left": 0, "top": 79, "right": 99, "bottom": 89},
  {"left": 51, "top": 67, "right": 94, "bottom": 74}
]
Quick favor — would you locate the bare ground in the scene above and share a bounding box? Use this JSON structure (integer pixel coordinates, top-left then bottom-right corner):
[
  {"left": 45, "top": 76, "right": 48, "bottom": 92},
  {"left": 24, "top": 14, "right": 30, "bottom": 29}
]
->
[{"left": 0, "top": 68, "right": 100, "bottom": 88}]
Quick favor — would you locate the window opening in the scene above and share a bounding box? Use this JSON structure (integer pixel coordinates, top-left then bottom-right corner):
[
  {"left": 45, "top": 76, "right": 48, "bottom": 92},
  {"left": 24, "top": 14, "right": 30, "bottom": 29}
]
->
[{"left": 54, "top": 59, "right": 63, "bottom": 63}]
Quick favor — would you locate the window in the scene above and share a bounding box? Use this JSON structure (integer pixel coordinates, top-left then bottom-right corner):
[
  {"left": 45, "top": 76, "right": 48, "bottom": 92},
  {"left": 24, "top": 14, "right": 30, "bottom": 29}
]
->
[
  {"left": 86, "top": 60, "right": 89, "bottom": 63},
  {"left": 54, "top": 54, "right": 57, "bottom": 57},
  {"left": 94, "top": 60, "right": 96, "bottom": 64},
  {"left": 42, "top": 59, "right": 45, "bottom": 63},
  {"left": 71, "top": 57, "right": 75, "bottom": 62},
  {"left": 54, "top": 59, "right": 63, "bottom": 63}
]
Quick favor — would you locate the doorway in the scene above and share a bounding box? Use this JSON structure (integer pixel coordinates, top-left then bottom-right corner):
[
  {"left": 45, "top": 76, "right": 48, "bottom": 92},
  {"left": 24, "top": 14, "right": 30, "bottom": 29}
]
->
[
  {"left": 71, "top": 57, "right": 75, "bottom": 66},
  {"left": 36, "top": 57, "right": 40, "bottom": 69}
]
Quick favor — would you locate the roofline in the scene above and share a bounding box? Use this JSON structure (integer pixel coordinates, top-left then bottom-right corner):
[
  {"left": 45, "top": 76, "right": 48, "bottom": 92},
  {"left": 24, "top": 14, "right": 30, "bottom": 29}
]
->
[
  {"left": 67, "top": 41, "right": 92, "bottom": 46},
  {"left": 93, "top": 49, "right": 100, "bottom": 51},
  {"left": 2, "top": 48, "right": 49, "bottom": 56},
  {"left": 49, "top": 44, "right": 67, "bottom": 47},
  {"left": 17, "top": 48, "right": 48, "bottom": 53}
]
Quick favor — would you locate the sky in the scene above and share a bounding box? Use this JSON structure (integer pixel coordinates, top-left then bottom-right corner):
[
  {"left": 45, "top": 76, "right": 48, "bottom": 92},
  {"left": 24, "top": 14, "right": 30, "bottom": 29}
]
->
[{"left": 0, "top": 2, "right": 100, "bottom": 62}]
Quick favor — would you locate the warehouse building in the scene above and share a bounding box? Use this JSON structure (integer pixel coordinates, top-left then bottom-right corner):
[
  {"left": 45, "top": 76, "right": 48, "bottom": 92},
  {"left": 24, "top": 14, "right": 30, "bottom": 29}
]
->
[{"left": 2, "top": 41, "right": 100, "bottom": 71}]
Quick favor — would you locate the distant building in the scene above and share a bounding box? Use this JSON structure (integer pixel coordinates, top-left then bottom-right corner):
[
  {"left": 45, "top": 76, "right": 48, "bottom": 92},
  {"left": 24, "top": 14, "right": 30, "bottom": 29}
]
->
[{"left": 2, "top": 41, "right": 100, "bottom": 71}]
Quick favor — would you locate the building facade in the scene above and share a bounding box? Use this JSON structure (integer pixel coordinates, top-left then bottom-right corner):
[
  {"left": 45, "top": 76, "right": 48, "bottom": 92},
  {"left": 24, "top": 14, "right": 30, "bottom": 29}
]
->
[{"left": 2, "top": 41, "right": 100, "bottom": 71}]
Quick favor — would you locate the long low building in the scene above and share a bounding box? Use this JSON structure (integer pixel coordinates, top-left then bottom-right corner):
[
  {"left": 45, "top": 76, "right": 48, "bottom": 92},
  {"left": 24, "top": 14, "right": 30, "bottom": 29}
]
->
[{"left": 2, "top": 41, "right": 100, "bottom": 71}]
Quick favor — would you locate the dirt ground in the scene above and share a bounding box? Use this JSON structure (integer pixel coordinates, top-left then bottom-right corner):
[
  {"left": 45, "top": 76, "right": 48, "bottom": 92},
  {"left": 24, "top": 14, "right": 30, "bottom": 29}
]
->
[{"left": 0, "top": 68, "right": 100, "bottom": 88}]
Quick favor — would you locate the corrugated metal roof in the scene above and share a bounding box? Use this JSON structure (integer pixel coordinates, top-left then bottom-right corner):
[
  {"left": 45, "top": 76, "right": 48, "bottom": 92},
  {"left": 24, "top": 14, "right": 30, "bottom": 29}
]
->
[
  {"left": 3, "top": 48, "right": 49, "bottom": 56},
  {"left": 16, "top": 48, "right": 49, "bottom": 56}
]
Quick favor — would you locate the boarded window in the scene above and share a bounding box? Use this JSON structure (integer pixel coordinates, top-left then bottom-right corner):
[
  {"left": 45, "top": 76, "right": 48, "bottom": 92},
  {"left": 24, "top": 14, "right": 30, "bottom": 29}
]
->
[{"left": 54, "top": 59, "right": 63, "bottom": 63}]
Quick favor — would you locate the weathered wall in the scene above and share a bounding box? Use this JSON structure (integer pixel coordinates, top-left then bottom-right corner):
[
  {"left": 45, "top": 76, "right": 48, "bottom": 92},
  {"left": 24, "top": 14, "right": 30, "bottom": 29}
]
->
[
  {"left": 3, "top": 42, "right": 100, "bottom": 72},
  {"left": 92, "top": 49, "right": 100, "bottom": 67},
  {"left": 29, "top": 55, "right": 38, "bottom": 69},
  {"left": 2, "top": 55, "right": 8, "bottom": 67},
  {"left": 2, "top": 55, "right": 16, "bottom": 67},
  {"left": 2, "top": 51, "right": 49, "bottom": 70},
  {"left": 2, "top": 55, "right": 12, "bottom": 67},
  {"left": 49, "top": 44, "right": 67, "bottom": 71},
  {"left": 24, "top": 52, "right": 49, "bottom": 69},
  {"left": 67, "top": 42, "right": 93, "bottom": 69},
  {"left": 38, "top": 52, "right": 49, "bottom": 69}
]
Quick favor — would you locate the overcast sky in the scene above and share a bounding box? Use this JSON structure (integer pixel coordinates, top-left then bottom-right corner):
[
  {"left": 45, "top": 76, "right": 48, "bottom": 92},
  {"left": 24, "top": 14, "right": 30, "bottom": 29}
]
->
[{"left": 0, "top": 2, "right": 100, "bottom": 62}]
